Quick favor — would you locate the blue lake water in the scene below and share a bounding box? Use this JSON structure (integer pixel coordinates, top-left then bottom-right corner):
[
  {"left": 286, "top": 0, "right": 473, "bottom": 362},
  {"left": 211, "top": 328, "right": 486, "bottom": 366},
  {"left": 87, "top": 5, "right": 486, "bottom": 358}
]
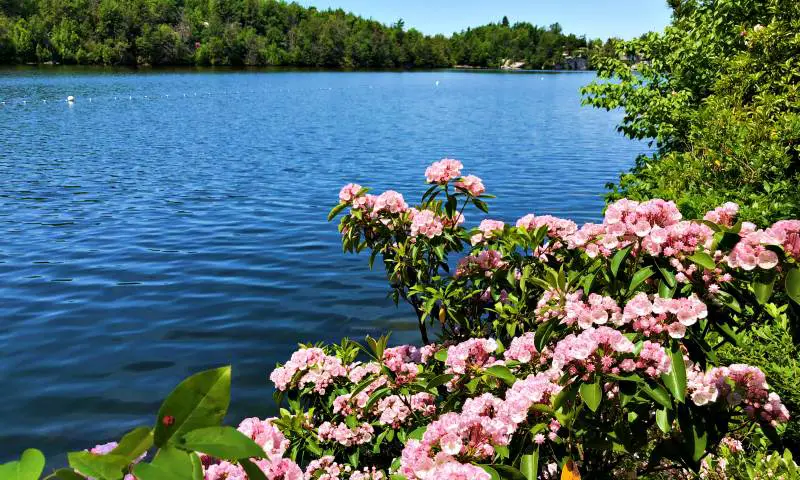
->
[{"left": 0, "top": 68, "right": 647, "bottom": 460}]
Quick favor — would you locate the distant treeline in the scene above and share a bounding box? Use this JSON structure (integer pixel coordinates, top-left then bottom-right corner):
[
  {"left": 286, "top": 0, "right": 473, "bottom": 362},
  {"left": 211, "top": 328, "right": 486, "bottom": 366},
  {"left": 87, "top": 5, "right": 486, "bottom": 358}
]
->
[{"left": 0, "top": 0, "right": 619, "bottom": 68}]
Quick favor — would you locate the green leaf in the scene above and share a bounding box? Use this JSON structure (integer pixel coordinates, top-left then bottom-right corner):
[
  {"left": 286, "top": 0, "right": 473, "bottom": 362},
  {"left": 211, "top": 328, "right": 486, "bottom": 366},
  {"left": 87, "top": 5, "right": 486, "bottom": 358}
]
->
[
  {"left": 753, "top": 270, "right": 777, "bottom": 305},
  {"left": 478, "top": 465, "right": 501, "bottom": 480},
  {"left": 154, "top": 366, "right": 231, "bottom": 447},
  {"left": 67, "top": 452, "right": 129, "bottom": 480},
  {"left": 485, "top": 365, "right": 517, "bottom": 386},
  {"left": 327, "top": 203, "right": 347, "bottom": 221},
  {"left": 434, "top": 349, "right": 448, "bottom": 362},
  {"left": 407, "top": 426, "right": 427, "bottom": 442},
  {"left": 133, "top": 447, "right": 195, "bottom": 480},
  {"left": 687, "top": 252, "right": 715, "bottom": 271},
  {"left": 0, "top": 449, "right": 46, "bottom": 480},
  {"left": 656, "top": 408, "right": 671, "bottom": 434},
  {"left": 534, "top": 320, "right": 556, "bottom": 353},
  {"left": 493, "top": 465, "right": 527, "bottom": 480},
  {"left": 579, "top": 380, "right": 602, "bottom": 412},
  {"left": 657, "top": 264, "right": 676, "bottom": 288},
  {"left": 51, "top": 469, "right": 86, "bottom": 480},
  {"left": 240, "top": 459, "right": 268, "bottom": 480},
  {"left": 520, "top": 449, "right": 540, "bottom": 480},
  {"left": 178, "top": 426, "right": 264, "bottom": 460},
  {"left": 610, "top": 245, "right": 633, "bottom": 277},
  {"left": 426, "top": 374, "right": 454, "bottom": 390},
  {"left": 110, "top": 427, "right": 153, "bottom": 463},
  {"left": 661, "top": 344, "right": 687, "bottom": 403},
  {"left": 641, "top": 382, "right": 672, "bottom": 409},
  {"left": 787, "top": 268, "right": 800, "bottom": 305},
  {"left": 628, "top": 266, "right": 655, "bottom": 294}
]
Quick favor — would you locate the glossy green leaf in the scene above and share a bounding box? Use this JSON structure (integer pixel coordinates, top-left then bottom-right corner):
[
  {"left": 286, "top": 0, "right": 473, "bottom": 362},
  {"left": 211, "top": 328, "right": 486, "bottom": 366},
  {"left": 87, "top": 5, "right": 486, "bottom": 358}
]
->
[
  {"left": 580, "top": 380, "right": 602, "bottom": 412},
  {"left": 426, "top": 374, "right": 454, "bottom": 390},
  {"left": 656, "top": 408, "right": 671, "bottom": 433},
  {"left": 485, "top": 365, "right": 517, "bottom": 386},
  {"left": 478, "top": 465, "right": 501, "bottom": 480},
  {"left": 110, "top": 427, "right": 153, "bottom": 463},
  {"left": 51, "top": 469, "right": 86, "bottom": 480},
  {"left": 661, "top": 344, "right": 686, "bottom": 403},
  {"left": 67, "top": 451, "right": 129, "bottom": 480},
  {"left": 657, "top": 265, "right": 676, "bottom": 288},
  {"left": 687, "top": 252, "right": 715, "bottom": 270},
  {"left": 327, "top": 203, "right": 347, "bottom": 221},
  {"left": 520, "top": 448, "right": 539, "bottom": 480},
  {"left": 787, "top": 268, "right": 800, "bottom": 305},
  {"left": 753, "top": 270, "right": 777, "bottom": 305},
  {"left": 641, "top": 382, "right": 672, "bottom": 409},
  {"left": 154, "top": 366, "right": 231, "bottom": 447},
  {"left": 133, "top": 447, "right": 194, "bottom": 480},
  {"left": 0, "top": 449, "right": 46, "bottom": 480},
  {"left": 493, "top": 465, "right": 527, "bottom": 480},
  {"left": 610, "top": 245, "right": 633, "bottom": 277},
  {"left": 179, "top": 426, "right": 264, "bottom": 460},
  {"left": 628, "top": 266, "right": 655, "bottom": 294}
]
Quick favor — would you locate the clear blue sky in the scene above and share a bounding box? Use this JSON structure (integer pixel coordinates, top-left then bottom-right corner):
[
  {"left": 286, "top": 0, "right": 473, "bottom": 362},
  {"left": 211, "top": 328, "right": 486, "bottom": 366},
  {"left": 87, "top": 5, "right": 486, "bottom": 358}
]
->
[{"left": 294, "top": 0, "right": 673, "bottom": 40}]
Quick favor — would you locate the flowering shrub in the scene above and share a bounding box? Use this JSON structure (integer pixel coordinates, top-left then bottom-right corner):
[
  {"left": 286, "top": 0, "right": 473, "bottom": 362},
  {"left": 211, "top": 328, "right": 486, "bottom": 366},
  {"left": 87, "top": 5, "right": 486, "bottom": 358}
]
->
[{"left": 3, "top": 160, "right": 800, "bottom": 480}]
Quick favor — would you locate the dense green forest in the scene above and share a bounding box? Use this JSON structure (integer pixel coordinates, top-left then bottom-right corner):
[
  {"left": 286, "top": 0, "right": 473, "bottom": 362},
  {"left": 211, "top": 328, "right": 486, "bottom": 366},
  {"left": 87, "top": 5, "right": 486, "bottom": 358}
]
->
[{"left": 0, "top": 0, "right": 617, "bottom": 68}]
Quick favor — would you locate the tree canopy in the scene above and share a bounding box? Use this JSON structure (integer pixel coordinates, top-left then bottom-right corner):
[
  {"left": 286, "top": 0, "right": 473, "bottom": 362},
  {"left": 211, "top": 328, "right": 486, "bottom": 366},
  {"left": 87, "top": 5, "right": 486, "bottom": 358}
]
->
[{"left": 0, "top": 0, "right": 616, "bottom": 68}]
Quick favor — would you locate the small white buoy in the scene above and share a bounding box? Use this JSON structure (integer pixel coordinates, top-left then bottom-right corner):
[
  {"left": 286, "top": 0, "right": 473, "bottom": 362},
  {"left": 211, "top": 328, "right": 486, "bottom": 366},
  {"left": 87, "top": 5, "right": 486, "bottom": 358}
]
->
[
  {"left": 435, "top": 80, "right": 440, "bottom": 87},
  {"left": 89, "top": 98, "right": 92, "bottom": 102},
  {"left": 129, "top": 96, "right": 132, "bottom": 100},
  {"left": 67, "top": 95, "right": 75, "bottom": 103}
]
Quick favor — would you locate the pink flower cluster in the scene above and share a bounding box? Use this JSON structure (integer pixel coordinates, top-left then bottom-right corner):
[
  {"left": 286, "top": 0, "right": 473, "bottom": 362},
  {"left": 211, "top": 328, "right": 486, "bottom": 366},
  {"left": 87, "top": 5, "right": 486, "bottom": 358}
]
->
[
  {"left": 409, "top": 209, "right": 444, "bottom": 239},
  {"left": 703, "top": 202, "right": 739, "bottom": 227},
  {"left": 384, "top": 345, "right": 425, "bottom": 384},
  {"left": 318, "top": 421, "right": 374, "bottom": 447},
  {"left": 269, "top": 347, "right": 347, "bottom": 395},
  {"left": 623, "top": 293, "right": 708, "bottom": 338},
  {"left": 305, "top": 456, "right": 345, "bottom": 480},
  {"left": 687, "top": 364, "right": 790, "bottom": 426},
  {"left": 569, "top": 199, "right": 683, "bottom": 257},
  {"left": 641, "top": 221, "right": 715, "bottom": 258},
  {"left": 237, "top": 417, "right": 289, "bottom": 460},
  {"left": 470, "top": 219, "right": 505, "bottom": 245},
  {"left": 453, "top": 174, "right": 485, "bottom": 197},
  {"left": 516, "top": 214, "right": 578, "bottom": 241},
  {"left": 400, "top": 373, "right": 561, "bottom": 480},
  {"left": 454, "top": 250, "right": 507, "bottom": 278},
  {"left": 726, "top": 223, "right": 780, "bottom": 270},
  {"left": 373, "top": 190, "right": 408, "bottom": 215},
  {"left": 349, "top": 468, "right": 387, "bottom": 480},
  {"left": 425, "top": 158, "right": 463, "bottom": 184},
  {"left": 444, "top": 338, "right": 500, "bottom": 376},
  {"left": 563, "top": 292, "right": 624, "bottom": 329},
  {"left": 377, "top": 393, "right": 436, "bottom": 428},
  {"left": 766, "top": 220, "right": 800, "bottom": 262},
  {"left": 339, "top": 183, "right": 363, "bottom": 203},
  {"left": 551, "top": 326, "right": 671, "bottom": 379},
  {"left": 504, "top": 332, "right": 543, "bottom": 364}
]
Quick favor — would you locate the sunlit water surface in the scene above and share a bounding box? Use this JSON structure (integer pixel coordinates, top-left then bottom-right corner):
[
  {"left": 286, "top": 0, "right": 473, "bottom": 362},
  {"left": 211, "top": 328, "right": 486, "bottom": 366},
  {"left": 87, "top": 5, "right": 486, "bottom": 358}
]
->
[{"left": 0, "top": 68, "right": 648, "bottom": 459}]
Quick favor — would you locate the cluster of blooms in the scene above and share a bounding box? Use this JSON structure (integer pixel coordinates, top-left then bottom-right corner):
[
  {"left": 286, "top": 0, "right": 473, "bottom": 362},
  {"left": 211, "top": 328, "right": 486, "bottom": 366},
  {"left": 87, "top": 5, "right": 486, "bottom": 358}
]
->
[
  {"left": 641, "top": 221, "right": 715, "bottom": 259},
  {"left": 334, "top": 378, "right": 386, "bottom": 418},
  {"left": 372, "top": 190, "right": 408, "bottom": 215},
  {"left": 516, "top": 214, "right": 578, "bottom": 241},
  {"left": 238, "top": 417, "right": 289, "bottom": 460},
  {"left": 534, "top": 289, "right": 578, "bottom": 323},
  {"left": 687, "top": 364, "right": 790, "bottom": 426},
  {"left": 349, "top": 467, "right": 387, "bottom": 480},
  {"left": 766, "top": 220, "right": 800, "bottom": 261},
  {"left": 622, "top": 293, "right": 708, "bottom": 338},
  {"left": 425, "top": 158, "right": 463, "bottom": 184},
  {"left": 305, "top": 456, "right": 346, "bottom": 480},
  {"left": 318, "top": 421, "right": 375, "bottom": 447},
  {"left": 726, "top": 222, "right": 781, "bottom": 270},
  {"left": 569, "top": 199, "right": 683, "bottom": 257},
  {"left": 399, "top": 373, "right": 561, "bottom": 480},
  {"left": 409, "top": 209, "right": 444, "bottom": 239},
  {"left": 384, "top": 345, "right": 426, "bottom": 384},
  {"left": 377, "top": 393, "right": 436, "bottom": 428},
  {"left": 339, "top": 184, "right": 364, "bottom": 204},
  {"left": 551, "top": 326, "right": 671, "bottom": 380},
  {"left": 563, "top": 292, "right": 624, "bottom": 329},
  {"left": 269, "top": 347, "right": 347, "bottom": 395},
  {"left": 453, "top": 174, "right": 485, "bottom": 196},
  {"left": 470, "top": 219, "right": 505, "bottom": 245},
  {"left": 454, "top": 250, "right": 507, "bottom": 278},
  {"left": 503, "top": 332, "right": 545, "bottom": 365},
  {"left": 703, "top": 202, "right": 739, "bottom": 227},
  {"left": 444, "top": 338, "right": 500, "bottom": 376},
  {"left": 201, "top": 417, "right": 302, "bottom": 480}
]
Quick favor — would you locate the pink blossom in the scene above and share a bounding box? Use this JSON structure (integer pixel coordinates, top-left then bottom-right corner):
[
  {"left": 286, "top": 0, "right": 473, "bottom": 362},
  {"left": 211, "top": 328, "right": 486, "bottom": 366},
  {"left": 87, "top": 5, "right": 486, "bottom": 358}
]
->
[
  {"left": 504, "top": 332, "right": 541, "bottom": 364},
  {"left": 622, "top": 293, "right": 707, "bottom": 338},
  {"left": 318, "top": 421, "right": 374, "bottom": 446},
  {"left": 703, "top": 202, "right": 739, "bottom": 227},
  {"left": 410, "top": 210, "right": 444, "bottom": 238},
  {"left": 454, "top": 250, "right": 507, "bottom": 278},
  {"left": 254, "top": 458, "right": 303, "bottom": 480},
  {"left": 425, "top": 158, "right": 463, "bottom": 184},
  {"left": 372, "top": 190, "right": 408, "bottom": 214},
  {"left": 454, "top": 174, "right": 485, "bottom": 196},
  {"left": 471, "top": 219, "right": 505, "bottom": 245},
  {"left": 237, "top": 417, "right": 288, "bottom": 460},
  {"left": 269, "top": 347, "right": 347, "bottom": 395},
  {"left": 765, "top": 220, "right": 800, "bottom": 261},
  {"left": 305, "top": 456, "right": 345, "bottom": 480},
  {"left": 205, "top": 461, "right": 247, "bottom": 480},
  {"left": 338, "top": 183, "right": 363, "bottom": 203}
]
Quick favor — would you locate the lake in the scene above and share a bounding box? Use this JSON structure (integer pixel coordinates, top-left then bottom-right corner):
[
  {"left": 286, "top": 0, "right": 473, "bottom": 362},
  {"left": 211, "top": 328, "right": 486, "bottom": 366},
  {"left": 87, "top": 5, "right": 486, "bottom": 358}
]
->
[{"left": 0, "top": 68, "right": 647, "bottom": 460}]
